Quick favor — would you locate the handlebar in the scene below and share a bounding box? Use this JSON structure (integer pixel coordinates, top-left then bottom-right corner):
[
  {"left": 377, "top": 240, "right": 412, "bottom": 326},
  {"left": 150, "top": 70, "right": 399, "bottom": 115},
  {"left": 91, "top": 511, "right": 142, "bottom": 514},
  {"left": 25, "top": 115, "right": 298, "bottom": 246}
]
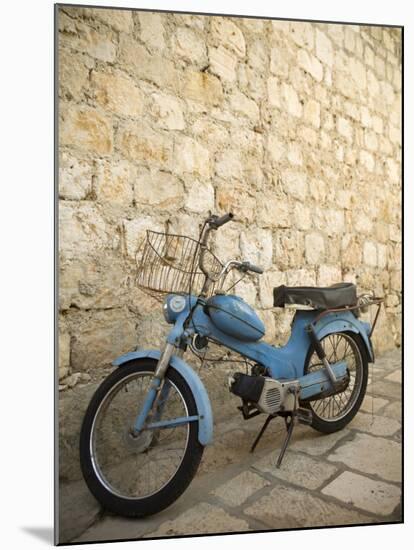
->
[
  {"left": 207, "top": 212, "right": 234, "bottom": 229},
  {"left": 239, "top": 261, "right": 264, "bottom": 274}
]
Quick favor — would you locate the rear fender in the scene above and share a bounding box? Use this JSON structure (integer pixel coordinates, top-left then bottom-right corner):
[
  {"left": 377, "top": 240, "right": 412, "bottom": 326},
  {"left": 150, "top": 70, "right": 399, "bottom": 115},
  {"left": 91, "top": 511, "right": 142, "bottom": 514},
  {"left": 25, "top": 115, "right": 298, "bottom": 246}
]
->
[
  {"left": 313, "top": 311, "right": 374, "bottom": 362},
  {"left": 112, "top": 350, "right": 213, "bottom": 446}
]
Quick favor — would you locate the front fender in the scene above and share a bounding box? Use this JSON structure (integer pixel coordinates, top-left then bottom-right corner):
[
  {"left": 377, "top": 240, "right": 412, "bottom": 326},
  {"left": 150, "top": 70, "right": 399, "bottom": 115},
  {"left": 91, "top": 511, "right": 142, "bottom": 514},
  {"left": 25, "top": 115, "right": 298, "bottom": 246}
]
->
[
  {"left": 313, "top": 311, "right": 374, "bottom": 362},
  {"left": 113, "top": 350, "right": 213, "bottom": 446}
]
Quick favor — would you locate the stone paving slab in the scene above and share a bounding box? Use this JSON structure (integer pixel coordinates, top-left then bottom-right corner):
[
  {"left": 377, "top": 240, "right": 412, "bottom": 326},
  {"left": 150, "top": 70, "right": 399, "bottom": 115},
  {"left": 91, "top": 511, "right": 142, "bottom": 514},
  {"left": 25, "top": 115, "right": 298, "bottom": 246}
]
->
[
  {"left": 327, "top": 432, "right": 402, "bottom": 483},
  {"left": 348, "top": 411, "right": 401, "bottom": 436},
  {"left": 385, "top": 370, "right": 402, "bottom": 384},
  {"left": 145, "top": 502, "right": 250, "bottom": 537},
  {"left": 212, "top": 470, "right": 271, "bottom": 507},
  {"left": 382, "top": 401, "right": 402, "bottom": 421},
  {"left": 322, "top": 471, "right": 401, "bottom": 516},
  {"left": 252, "top": 450, "right": 338, "bottom": 490},
  {"left": 360, "top": 395, "right": 389, "bottom": 414},
  {"left": 243, "top": 484, "right": 375, "bottom": 529},
  {"left": 289, "top": 426, "right": 350, "bottom": 456}
]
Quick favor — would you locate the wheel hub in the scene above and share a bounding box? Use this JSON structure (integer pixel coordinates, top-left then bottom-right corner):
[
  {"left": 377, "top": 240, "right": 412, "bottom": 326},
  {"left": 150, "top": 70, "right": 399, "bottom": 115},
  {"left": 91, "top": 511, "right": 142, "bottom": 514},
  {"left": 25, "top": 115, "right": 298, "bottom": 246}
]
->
[{"left": 123, "top": 427, "right": 153, "bottom": 453}]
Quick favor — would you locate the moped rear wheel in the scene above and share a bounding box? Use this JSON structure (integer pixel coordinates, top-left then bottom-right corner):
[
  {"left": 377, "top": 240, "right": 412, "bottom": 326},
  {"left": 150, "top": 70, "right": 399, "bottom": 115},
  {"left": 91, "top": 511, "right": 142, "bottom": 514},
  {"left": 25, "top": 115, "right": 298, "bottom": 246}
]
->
[
  {"left": 302, "top": 332, "right": 368, "bottom": 433},
  {"left": 79, "top": 359, "right": 204, "bottom": 517}
]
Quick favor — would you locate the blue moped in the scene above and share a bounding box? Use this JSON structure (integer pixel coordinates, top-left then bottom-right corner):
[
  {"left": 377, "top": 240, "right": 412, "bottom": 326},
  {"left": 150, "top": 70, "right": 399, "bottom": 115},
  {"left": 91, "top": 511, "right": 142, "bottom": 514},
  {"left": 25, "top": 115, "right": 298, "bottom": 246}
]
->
[{"left": 80, "top": 213, "right": 382, "bottom": 518}]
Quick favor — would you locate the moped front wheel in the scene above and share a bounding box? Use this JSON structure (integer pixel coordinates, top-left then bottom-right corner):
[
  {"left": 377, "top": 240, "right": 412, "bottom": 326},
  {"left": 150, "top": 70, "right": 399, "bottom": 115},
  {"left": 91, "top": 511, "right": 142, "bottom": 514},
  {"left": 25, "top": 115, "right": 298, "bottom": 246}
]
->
[
  {"left": 302, "top": 332, "right": 369, "bottom": 433},
  {"left": 79, "top": 359, "right": 204, "bottom": 518}
]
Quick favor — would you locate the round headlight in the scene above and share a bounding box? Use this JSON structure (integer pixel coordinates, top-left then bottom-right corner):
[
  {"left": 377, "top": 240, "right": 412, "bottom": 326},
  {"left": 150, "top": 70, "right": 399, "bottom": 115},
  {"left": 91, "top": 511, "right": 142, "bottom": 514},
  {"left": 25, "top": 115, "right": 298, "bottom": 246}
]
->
[{"left": 170, "top": 295, "right": 186, "bottom": 313}]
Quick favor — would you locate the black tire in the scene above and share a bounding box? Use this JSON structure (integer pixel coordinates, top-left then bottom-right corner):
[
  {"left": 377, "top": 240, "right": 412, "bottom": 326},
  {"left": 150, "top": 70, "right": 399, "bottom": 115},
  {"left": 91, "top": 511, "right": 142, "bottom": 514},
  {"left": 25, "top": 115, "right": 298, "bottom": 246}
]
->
[
  {"left": 80, "top": 359, "right": 204, "bottom": 518},
  {"left": 301, "top": 332, "right": 369, "bottom": 434}
]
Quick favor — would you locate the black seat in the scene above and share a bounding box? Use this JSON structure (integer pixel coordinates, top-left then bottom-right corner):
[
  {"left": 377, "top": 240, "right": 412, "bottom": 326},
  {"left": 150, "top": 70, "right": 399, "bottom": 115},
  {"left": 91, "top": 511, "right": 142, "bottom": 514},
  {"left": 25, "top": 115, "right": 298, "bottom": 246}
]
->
[{"left": 273, "top": 282, "right": 357, "bottom": 310}]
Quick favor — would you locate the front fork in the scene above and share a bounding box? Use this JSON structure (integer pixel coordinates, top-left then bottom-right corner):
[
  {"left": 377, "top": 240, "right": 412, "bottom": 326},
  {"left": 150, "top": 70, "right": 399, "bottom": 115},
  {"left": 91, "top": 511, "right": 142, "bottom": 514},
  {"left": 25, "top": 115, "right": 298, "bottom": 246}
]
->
[{"left": 131, "top": 343, "right": 196, "bottom": 436}]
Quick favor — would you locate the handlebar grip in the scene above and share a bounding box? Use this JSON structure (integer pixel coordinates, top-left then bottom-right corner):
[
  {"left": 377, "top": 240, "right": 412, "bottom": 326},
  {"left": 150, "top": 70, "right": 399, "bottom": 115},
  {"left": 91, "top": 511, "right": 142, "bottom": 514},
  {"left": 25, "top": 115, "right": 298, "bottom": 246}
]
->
[
  {"left": 242, "top": 261, "right": 264, "bottom": 274},
  {"left": 209, "top": 212, "right": 234, "bottom": 229}
]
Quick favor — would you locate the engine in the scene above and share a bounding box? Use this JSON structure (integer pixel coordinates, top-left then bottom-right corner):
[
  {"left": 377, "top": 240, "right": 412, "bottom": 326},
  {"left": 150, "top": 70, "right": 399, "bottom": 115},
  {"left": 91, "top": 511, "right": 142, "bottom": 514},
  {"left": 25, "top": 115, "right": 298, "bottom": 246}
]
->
[{"left": 228, "top": 372, "right": 300, "bottom": 414}]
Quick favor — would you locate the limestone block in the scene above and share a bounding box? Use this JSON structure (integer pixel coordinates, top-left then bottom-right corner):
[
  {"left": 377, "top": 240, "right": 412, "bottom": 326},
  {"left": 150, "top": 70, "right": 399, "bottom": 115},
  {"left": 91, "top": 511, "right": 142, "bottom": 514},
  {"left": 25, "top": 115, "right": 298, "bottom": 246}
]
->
[
  {"left": 248, "top": 39, "right": 269, "bottom": 73},
  {"left": 59, "top": 330, "right": 70, "bottom": 380},
  {"left": 118, "top": 37, "right": 178, "bottom": 91},
  {"left": 92, "top": 71, "right": 144, "bottom": 118},
  {"left": 293, "top": 202, "right": 311, "bottom": 230},
  {"left": 59, "top": 257, "right": 127, "bottom": 311},
  {"left": 118, "top": 122, "right": 173, "bottom": 170},
  {"left": 315, "top": 29, "right": 333, "bottom": 66},
  {"left": 173, "top": 26, "right": 207, "bottom": 65},
  {"left": 215, "top": 149, "right": 243, "bottom": 180},
  {"left": 240, "top": 228, "right": 273, "bottom": 269},
  {"left": 211, "top": 18, "right": 246, "bottom": 57},
  {"left": 138, "top": 12, "right": 166, "bottom": 51},
  {"left": 377, "top": 243, "right": 388, "bottom": 269},
  {"left": 77, "top": 7, "right": 134, "bottom": 33},
  {"left": 209, "top": 45, "right": 237, "bottom": 82},
  {"left": 174, "top": 136, "right": 210, "bottom": 178},
  {"left": 60, "top": 19, "right": 117, "bottom": 63},
  {"left": 303, "top": 99, "right": 321, "bottom": 128},
  {"left": 337, "top": 117, "right": 353, "bottom": 142},
  {"left": 266, "top": 134, "right": 286, "bottom": 163},
  {"left": 71, "top": 308, "right": 137, "bottom": 371},
  {"left": 281, "top": 83, "right": 303, "bottom": 117},
  {"left": 371, "top": 113, "right": 383, "bottom": 134},
  {"left": 182, "top": 70, "right": 223, "bottom": 106},
  {"left": 267, "top": 77, "right": 283, "bottom": 109},
  {"left": 59, "top": 153, "right": 92, "bottom": 200},
  {"left": 257, "top": 194, "right": 291, "bottom": 229},
  {"left": 235, "top": 278, "right": 257, "bottom": 306},
  {"left": 216, "top": 181, "right": 256, "bottom": 222},
  {"left": 289, "top": 21, "right": 314, "bottom": 49},
  {"left": 150, "top": 92, "right": 185, "bottom": 130},
  {"left": 363, "top": 241, "right": 377, "bottom": 267},
  {"left": 229, "top": 90, "right": 260, "bottom": 122},
  {"left": 282, "top": 170, "right": 307, "bottom": 199},
  {"left": 288, "top": 143, "right": 303, "bottom": 166},
  {"left": 259, "top": 270, "right": 286, "bottom": 309},
  {"left": 270, "top": 47, "right": 289, "bottom": 77},
  {"left": 360, "top": 150, "right": 375, "bottom": 172},
  {"left": 305, "top": 232, "right": 325, "bottom": 264},
  {"left": 123, "top": 216, "right": 164, "bottom": 259},
  {"left": 95, "top": 160, "right": 134, "bottom": 206},
  {"left": 58, "top": 48, "right": 90, "bottom": 100},
  {"left": 318, "top": 264, "right": 342, "bottom": 285},
  {"left": 60, "top": 106, "right": 113, "bottom": 154},
  {"left": 134, "top": 169, "right": 184, "bottom": 209},
  {"left": 364, "top": 130, "right": 378, "bottom": 151},
  {"left": 297, "top": 49, "right": 323, "bottom": 82},
  {"left": 59, "top": 202, "right": 108, "bottom": 262},
  {"left": 184, "top": 180, "right": 215, "bottom": 213},
  {"left": 274, "top": 231, "right": 305, "bottom": 270}
]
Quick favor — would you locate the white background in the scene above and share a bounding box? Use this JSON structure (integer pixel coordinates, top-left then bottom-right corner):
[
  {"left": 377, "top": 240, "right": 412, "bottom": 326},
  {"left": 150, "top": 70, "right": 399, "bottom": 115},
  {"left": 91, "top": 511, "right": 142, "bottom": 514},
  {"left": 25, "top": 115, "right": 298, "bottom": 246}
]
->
[{"left": 0, "top": 0, "right": 410, "bottom": 548}]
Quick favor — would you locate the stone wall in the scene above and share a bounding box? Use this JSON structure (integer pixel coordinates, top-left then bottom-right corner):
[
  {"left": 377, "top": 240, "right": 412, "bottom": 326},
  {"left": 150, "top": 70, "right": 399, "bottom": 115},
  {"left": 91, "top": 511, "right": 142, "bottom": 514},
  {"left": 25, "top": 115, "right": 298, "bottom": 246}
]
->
[{"left": 58, "top": 6, "right": 402, "bottom": 478}]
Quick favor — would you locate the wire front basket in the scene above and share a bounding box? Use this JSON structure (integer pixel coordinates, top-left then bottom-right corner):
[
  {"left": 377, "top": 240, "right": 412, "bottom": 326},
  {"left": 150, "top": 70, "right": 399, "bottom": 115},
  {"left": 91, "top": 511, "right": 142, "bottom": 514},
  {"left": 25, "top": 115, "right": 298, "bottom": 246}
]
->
[{"left": 135, "top": 230, "right": 226, "bottom": 301}]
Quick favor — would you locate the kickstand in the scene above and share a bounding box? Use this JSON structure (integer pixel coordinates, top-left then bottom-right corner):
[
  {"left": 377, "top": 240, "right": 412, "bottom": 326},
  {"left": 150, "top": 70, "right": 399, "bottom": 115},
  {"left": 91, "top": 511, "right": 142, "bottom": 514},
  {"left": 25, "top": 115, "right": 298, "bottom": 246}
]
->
[
  {"left": 250, "top": 415, "right": 274, "bottom": 453},
  {"left": 276, "top": 413, "right": 296, "bottom": 468}
]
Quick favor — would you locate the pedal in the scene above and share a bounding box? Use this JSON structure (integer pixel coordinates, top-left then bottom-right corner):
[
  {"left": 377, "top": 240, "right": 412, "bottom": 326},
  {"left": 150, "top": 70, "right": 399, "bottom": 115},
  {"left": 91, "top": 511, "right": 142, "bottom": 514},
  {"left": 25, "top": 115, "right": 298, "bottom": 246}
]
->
[
  {"left": 297, "top": 408, "right": 313, "bottom": 425},
  {"left": 237, "top": 402, "right": 261, "bottom": 420}
]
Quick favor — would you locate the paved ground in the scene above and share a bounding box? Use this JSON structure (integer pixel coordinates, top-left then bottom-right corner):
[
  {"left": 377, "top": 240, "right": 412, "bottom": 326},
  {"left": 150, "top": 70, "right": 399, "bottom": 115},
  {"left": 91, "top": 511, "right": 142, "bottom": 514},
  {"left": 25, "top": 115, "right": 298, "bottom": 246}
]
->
[{"left": 61, "top": 348, "right": 402, "bottom": 544}]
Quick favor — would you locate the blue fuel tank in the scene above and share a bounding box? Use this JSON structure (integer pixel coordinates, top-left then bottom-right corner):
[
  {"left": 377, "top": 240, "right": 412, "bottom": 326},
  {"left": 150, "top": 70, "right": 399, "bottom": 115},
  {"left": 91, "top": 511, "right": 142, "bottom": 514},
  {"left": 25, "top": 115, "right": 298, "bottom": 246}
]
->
[{"left": 206, "top": 294, "right": 265, "bottom": 342}]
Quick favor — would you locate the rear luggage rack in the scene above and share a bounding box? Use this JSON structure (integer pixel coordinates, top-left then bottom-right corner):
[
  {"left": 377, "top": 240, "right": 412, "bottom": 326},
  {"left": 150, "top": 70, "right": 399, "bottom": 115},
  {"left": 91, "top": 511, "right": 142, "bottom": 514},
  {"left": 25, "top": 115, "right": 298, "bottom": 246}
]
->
[{"left": 311, "top": 295, "right": 384, "bottom": 338}]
